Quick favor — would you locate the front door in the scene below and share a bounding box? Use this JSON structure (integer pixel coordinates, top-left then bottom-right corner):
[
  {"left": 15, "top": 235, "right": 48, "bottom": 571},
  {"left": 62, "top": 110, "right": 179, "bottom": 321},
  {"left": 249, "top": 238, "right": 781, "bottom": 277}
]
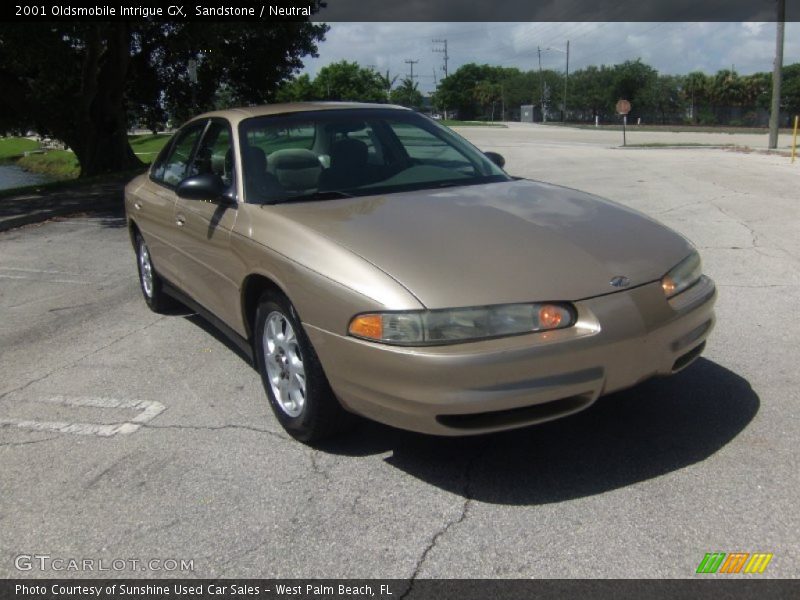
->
[{"left": 170, "top": 120, "right": 241, "bottom": 326}]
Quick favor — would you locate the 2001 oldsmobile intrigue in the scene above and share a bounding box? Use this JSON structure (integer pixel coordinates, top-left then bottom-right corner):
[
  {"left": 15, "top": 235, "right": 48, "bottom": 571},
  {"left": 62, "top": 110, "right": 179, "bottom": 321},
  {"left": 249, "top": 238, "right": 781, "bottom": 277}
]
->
[{"left": 125, "top": 103, "right": 716, "bottom": 442}]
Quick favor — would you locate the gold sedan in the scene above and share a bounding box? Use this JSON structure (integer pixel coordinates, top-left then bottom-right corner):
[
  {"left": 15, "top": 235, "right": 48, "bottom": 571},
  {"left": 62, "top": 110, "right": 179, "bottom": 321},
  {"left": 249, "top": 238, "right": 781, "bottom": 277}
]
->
[{"left": 125, "top": 103, "right": 716, "bottom": 443}]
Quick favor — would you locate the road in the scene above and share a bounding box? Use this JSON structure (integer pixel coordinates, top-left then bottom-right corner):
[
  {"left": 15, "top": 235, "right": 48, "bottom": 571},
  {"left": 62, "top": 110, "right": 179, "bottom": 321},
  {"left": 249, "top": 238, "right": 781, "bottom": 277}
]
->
[{"left": 1, "top": 123, "right": 798, "bottom": 579}]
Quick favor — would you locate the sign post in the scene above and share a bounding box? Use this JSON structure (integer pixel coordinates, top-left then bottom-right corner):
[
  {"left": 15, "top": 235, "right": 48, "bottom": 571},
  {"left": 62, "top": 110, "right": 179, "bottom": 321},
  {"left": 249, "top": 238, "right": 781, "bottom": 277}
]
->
[{"left": 616, "top": 99, "right": 631, "bottom": 147}]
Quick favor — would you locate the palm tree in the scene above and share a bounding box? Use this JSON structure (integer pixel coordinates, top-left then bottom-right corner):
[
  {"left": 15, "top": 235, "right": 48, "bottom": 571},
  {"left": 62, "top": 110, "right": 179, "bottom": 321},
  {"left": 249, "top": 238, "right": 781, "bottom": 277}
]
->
[
  {"left": 378, "top": 70, "right": 398, "bottom": 101},
  {"left": 389, "top": 77, "right": 423, "bottom": 109},
  {"left": 684, "top": 71, "right": 709, "bottom": 123},
  {"left": 474, "top": 81, "right": 501, "bottom": 121}
]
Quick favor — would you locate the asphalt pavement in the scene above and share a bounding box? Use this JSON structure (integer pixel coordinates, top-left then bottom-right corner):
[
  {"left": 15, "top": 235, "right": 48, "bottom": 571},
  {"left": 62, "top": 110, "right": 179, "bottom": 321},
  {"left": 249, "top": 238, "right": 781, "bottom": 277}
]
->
[{"left": 1, "top": 124, "right": 797, "bottom": 580}]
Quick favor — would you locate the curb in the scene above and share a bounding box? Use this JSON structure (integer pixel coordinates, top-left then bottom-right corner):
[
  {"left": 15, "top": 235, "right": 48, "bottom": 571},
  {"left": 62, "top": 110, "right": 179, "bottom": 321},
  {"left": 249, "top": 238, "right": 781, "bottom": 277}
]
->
[{"left": 0, "top": 198, "right": 123, "bottom": 233}]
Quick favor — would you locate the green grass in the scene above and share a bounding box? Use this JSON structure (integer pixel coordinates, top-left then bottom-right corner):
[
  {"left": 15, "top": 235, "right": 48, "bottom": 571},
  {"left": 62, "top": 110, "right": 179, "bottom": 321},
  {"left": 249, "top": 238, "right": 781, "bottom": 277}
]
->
[
  {"left": 129, "top": 133, "right": 172, "bottom": 163},
  {"left": 542, "top": 122, "right": 795, "bottom": 135},
  {"left": 17, "top": 150, "right": 79, "bottom": 179},
  {"left": 4, "top": 134, "right": 170, "bottom": 184},
  {"left": 0, "top": 137, "right": 41, "bottom": 160},
  {"left": 624, "top": 142, "right": 737, "bottom": 148},
  {"left": 442, "top": 120, "right": 508, "bottom": 128}
]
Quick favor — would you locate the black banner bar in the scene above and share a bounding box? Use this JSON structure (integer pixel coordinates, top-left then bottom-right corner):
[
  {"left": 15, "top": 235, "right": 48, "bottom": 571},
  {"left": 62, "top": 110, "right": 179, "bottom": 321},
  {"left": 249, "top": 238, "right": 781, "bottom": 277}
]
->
[
  {"left": 1, "top": 580, "right": 800, "bottom": 600},
  {"left": 3, "top": 0, "right": 800, "bottom": 23}
]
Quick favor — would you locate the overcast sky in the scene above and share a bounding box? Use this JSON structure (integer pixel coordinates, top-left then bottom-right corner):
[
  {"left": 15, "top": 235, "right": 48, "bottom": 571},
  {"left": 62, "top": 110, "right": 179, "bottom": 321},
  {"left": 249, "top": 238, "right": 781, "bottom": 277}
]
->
[{"left": 301, "top": 22, "right": 800, "bottom": 94}]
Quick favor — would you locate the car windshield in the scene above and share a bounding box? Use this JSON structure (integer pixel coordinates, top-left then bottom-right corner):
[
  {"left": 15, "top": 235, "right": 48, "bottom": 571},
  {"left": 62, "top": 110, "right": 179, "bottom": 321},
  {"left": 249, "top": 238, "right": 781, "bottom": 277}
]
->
[{"left": 238, "top": 108, "right": 510, "bottom": 204}]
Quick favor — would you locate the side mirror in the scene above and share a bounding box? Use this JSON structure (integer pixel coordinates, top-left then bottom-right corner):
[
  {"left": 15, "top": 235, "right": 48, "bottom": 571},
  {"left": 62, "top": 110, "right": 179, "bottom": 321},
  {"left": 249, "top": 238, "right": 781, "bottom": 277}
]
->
[
  {"left": 484, "top": 151, "right": 505, "bottom": 169},
  {"left": 176, "top": 173, "right": 235, "bottom": 204}
]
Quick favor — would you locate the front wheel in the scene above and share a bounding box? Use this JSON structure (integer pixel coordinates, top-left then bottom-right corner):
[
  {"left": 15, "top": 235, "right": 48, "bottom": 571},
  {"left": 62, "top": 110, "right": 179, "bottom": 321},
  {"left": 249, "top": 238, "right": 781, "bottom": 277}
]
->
[
  {"left": 135, "top": 233, "right": 177, "bottom": 313},
  {"left": 255, "top": 294, "right": 354, "bottom": 443}
]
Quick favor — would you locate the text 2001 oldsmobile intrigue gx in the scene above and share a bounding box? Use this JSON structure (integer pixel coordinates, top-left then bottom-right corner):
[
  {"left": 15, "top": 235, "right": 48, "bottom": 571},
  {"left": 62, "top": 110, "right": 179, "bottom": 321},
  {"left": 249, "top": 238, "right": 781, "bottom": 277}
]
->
[{"left": 125, "top": 103, "right": 716, "bottom": 443}]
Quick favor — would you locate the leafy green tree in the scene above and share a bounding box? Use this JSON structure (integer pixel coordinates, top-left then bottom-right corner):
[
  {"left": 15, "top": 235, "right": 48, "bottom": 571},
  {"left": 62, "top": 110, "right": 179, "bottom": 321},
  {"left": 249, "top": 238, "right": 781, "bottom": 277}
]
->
[
  {"left": 276, "top": 74, "right": 317, "bottom": 103},
  {"left": 499, "top": 69, "right": 538, "bottom": 110},
  {"left": 645, "top": 75, "right": 685, "bottom": 124},
  {"left": 611, "top": 60, "right": 659, "bottom": 117},
  {"left": 0, "top": 17, "right": 327, "bottom": 176},
  {"left": 568, "top": 65, "right": 616, "bottom": 120},
  {"left": 474, "top": 81, "right": 502, "bottom": 121},
  {"left": 390, "top": 77, "right": 424, "bottom": 110},
  {"left": 707, "top": 69, "right": 742, "bottom": 107},
  {"left": 312, "top": 61, "right": 386, "bottom": 103},
  {"left": 779, "top": 64, "right": 800, "bottom": 116},
  {"left": 433, "top": 64, "right": 503, "bottom": 119}
]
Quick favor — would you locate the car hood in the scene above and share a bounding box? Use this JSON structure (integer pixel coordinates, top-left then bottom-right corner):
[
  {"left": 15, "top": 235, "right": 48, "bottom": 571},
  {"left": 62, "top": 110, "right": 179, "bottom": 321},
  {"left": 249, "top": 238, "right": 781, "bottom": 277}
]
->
[{"left": 273, "top": 179, "right": 693, "bottom": 309}]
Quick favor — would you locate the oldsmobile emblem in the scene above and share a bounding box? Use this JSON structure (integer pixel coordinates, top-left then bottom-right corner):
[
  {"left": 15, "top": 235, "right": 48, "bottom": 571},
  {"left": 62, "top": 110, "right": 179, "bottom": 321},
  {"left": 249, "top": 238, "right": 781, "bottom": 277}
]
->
[{"left": 610, "top": 276, "right": 631, "bottom": 288}]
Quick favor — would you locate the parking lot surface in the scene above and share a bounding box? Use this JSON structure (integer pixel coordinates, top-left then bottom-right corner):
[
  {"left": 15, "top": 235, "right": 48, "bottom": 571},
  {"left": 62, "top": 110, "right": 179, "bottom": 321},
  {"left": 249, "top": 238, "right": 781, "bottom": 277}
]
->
[{"left": 1, "top": 123, "right": 798, "bottom": 579}]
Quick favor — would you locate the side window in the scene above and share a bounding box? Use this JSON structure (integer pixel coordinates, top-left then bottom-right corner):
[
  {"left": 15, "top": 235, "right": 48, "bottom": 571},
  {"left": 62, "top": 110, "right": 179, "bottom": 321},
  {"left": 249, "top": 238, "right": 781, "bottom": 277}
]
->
[
  {"left": 149, "top": 137, "right": 175, "bottom": 182},
  {"left": 188, "top": 121, "right": 234, "bottom": 188},
  {"left": 154, "top": 121, "right": 206, "bottom": 186}
]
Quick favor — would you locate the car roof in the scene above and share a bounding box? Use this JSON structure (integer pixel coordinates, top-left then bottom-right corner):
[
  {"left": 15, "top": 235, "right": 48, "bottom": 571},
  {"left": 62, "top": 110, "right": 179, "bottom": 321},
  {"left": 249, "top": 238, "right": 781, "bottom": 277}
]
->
[{"left": 188, "top": 102, "right": 412, "bottom": 126}]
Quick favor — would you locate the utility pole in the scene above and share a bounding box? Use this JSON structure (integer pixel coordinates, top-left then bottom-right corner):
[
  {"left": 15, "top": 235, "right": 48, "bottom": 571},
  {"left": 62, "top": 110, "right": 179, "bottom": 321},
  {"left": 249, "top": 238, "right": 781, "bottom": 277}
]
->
[
  {"left": 543, "top": 44, "right": 570, "bottom": 122},
  {"left": 563, "top": 40, "right": 570, "bottom": 122},
  {"left": 432, "top": 68, "right": 438, "bottom": 87},
  {"left": 769, "top": 0, "right": 785, "bottom": 149},
  {"left": 432, "top": 39, "right": 449, "bottom": 119},
  {"left": 537, "top": 46, "right": 545, "bottom": 122},
  {"left": 405, "top": 59, "right": 419, "bottom": 83},
  {"left": 432, "top": 39, "right": 449, "bottom": 78}
]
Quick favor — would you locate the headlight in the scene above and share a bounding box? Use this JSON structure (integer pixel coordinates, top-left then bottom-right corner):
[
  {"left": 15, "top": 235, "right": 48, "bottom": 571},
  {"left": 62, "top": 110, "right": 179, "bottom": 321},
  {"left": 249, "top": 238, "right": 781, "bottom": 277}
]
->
[
  {"left": 662, "top": 252, "right": 702, "bottom": 298},
  {"left": 348, "top": 303, "right": 575, "bottom": 345}
]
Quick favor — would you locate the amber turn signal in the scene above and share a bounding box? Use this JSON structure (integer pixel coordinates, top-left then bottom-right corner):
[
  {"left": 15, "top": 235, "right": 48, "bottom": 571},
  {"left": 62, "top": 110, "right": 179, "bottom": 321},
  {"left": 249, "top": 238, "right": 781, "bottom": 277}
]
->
[
  {"left": 538, "top": 305, "right": 564, "bottom": 329},
  {"left": 348, "top": 314, "right": 383, "bottom": 340}
]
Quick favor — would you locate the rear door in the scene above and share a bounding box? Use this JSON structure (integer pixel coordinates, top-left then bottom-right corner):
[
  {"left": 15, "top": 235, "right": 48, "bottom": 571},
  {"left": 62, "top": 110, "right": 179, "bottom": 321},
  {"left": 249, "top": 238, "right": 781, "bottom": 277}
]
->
[{"left": 170, "top": 119, "right": 241, "bottom": 325}]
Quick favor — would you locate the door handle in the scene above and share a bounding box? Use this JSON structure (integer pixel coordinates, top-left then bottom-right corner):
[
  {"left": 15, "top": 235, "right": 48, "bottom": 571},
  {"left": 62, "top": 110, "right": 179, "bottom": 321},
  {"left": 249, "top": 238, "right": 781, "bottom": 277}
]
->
[
  {"left": 133, "top": 201, "right": 142, "bottom": 210},
  {"left": 175, "top": 215, "right": 186, "bottom": 227}
]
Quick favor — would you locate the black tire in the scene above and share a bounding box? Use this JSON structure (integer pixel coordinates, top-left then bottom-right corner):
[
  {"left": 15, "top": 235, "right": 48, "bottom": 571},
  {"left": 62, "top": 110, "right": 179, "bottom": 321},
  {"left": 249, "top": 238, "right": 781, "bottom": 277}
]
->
[
  {"left": 254, "top": 293, "right": 354, "bottom": 443},
  {"left": 135, "top": 232, "right": 177, "bottom": 313}
]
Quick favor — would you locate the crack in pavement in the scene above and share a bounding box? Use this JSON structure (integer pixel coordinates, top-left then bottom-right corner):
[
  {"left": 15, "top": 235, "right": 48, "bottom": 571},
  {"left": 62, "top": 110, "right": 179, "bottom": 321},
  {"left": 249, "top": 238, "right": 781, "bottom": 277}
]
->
[
  {"left": 84, "top": 452, "right": 135, "bottom": 489},
  {"left": 703, "top": 195, "right": 799, "bottom": 264},
  {"left": 401, "top": 452, "right": 481, "bottom": 599},
  {"left": 308, "top": 450, "right": 334, "bottom": 486},
  {"left": 214, "top": 532, "right": 275, "bottom": 578},
  {"left": 0, "top": 435, "right": 58, "bottom": 448},
  {"left": 138, "top": 422, "right": 290, "bottom": 442},
  {"left": 212, "top": 451, "right": 339, "bottom": 578},
  {"left": 707, "top": 198, "right": 761, "bottom": 249},
  {"left": 0, "top": 315, "right": 166, "bottom": 402},
  {"left": 652, "top": 200, "right": 703, "bottom": 216}
]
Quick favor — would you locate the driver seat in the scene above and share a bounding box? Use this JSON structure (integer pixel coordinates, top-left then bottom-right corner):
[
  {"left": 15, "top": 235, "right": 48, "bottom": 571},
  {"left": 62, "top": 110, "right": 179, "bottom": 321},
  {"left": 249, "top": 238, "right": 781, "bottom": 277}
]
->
[{"left": 318, "top": 138, "right": 369, "bottom": 191}]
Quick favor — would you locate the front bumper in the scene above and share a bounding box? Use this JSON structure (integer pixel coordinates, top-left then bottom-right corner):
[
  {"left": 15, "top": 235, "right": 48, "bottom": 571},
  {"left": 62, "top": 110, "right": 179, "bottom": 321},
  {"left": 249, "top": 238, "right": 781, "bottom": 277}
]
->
[{"left": 306, "top": 276, "right": 717, "bottom": 436}]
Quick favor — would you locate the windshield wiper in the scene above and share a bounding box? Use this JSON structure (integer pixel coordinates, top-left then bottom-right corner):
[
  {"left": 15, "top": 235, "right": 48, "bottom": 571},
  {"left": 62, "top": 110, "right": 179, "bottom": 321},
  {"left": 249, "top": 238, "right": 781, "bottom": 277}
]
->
[
  {"left": 433, "top": 181, "right": 469, "bottom": 189},
  {"left": 431, "top": 177, "right": 503, "bottom": 190}
]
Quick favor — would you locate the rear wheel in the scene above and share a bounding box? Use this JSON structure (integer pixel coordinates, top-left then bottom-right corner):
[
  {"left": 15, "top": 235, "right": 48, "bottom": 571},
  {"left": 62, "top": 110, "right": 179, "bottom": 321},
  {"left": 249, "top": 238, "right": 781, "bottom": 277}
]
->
[
  {"left": 135, "top": 233, "right": 177, "bottom": 313},
  {"left": 255, "top": 294, "right": 354, "bottom": 443}
]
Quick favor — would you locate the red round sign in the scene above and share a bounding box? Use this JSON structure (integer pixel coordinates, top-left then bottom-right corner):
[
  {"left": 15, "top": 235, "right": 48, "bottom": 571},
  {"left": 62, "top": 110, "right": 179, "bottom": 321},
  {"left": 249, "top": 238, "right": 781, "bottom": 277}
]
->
[{"left": 616, "top": 99, "right": 631, "bottom": 115}]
